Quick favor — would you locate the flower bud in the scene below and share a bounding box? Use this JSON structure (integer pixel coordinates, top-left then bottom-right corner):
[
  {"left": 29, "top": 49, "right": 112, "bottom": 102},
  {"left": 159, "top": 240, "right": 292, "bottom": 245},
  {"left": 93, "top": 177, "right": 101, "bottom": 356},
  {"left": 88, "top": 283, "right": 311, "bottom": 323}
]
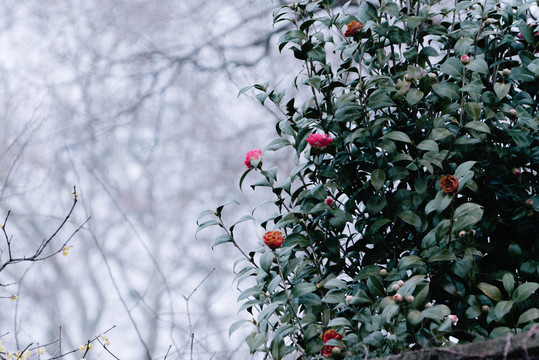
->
[
  {"left": 394, "top": 294, "right": 403, "bottom": 303},
  {"left": 482, "top": 305, "right": 490, "bottom": 313},
  {"left": 525, "top": 199, "right": 534, "bottom": 207},
  {"left": 346, "top": 295, "right": 354, "bottom": 303},
  {"left": 405, "top": 295, "right": 415, "bottom": 303},
  {"left": 485, "top": 18, "right": 494, "bottom": 25},
  {"left": 425, "top": 302, "right": 433, "bottom": 308},
  {"left": 404, "top": 74, "right": 413, "bottom": 81},
  {"left": 512, "top": 168, "right": 522, "bottom": 175},
  {"left": 263, "top": 231, "right": 284, "bottom": 249},
  {"left": 449, "top": 314, "right": 458, "bottom": 324},
  {"left": 460, "top": 54, "right": 470, "bottom": 64},
  {"left": 428, "top": 72, "right": 437, "bottom": 80},
  {"left": 391, "top": 284, "right": 400, "bottom": 292},
  {"left": 332, "top": 347, "right": 341, "bottom": 355},
  {"left": 324, "top": 197, "right": 334, "bottom": 206},
  {"left": 316, "top": 283, "right": 323, "bottom": 289},
  {"left": 502, "top": 68, "right": 511, "bottom": 77},
  {"left": 380, "top": 269, "right": 388, "bottom": 276},
  {"left": 397, "top": 280, "right": 405, "bottom": 287},
  {"left": 459, "top": 231, "right": 466, "bottom": 237},
  {"left": 509, "top": 108, "right": 517, "bottom": 117},
  {"left": 470, "top": 229, "right": 476, "bottom": 236}
]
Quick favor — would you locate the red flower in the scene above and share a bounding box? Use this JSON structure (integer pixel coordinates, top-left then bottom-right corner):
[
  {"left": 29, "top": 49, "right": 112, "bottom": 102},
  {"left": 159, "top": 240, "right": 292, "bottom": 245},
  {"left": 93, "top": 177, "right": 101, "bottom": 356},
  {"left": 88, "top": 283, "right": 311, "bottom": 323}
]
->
[
  {"left": 244, "top": 149, "right": 262, "bottom": 168},
  {"left": 344, "top": 20, "right": 364, "bottom": 37},
  {"left": 321, "top": 329, "right": 343, "bottom": 357},
  {"left": 306, "top": 133, "right": 333, "bottom": 150},
  {"left": 440, "top": 175, "right": 459, "bottom": 194},
  {"left": 263, "top": 231, "right": 284, "bottom": 249},
  {"left": 460, "top": 54, "right": 470, "bottom": 64}
]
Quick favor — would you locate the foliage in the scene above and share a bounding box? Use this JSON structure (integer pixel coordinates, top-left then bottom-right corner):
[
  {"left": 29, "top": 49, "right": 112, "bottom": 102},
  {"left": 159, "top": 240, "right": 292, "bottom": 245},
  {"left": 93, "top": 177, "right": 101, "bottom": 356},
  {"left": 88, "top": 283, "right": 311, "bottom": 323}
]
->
[{"left": 198, "top": 0, "right": 539, "bottom": 358}]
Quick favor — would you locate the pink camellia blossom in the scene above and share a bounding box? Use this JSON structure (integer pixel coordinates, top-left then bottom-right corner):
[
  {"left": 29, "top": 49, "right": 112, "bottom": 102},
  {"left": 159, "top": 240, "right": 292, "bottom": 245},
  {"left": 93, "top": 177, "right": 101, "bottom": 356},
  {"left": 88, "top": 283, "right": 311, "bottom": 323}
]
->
[
  {"left": 324, "top": 197, "right": 334, "bottom": 206},
  {"left": 244, "top": 149, "right": 262, "bottom": 168},
  {"left": 306, "top": 133, "right": 333, "bottom": 150},
  {"left": 449, "top": 314, "right": 458, "bottom": 324},
  {"left": 461, "top": 54, "right": 470, "bottom": 64}
]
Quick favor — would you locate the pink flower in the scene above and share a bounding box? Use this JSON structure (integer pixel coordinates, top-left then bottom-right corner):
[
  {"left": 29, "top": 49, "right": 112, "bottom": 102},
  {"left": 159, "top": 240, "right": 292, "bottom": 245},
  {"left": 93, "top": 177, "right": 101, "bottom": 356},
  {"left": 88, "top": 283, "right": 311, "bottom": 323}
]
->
[
  {"left": 459, "top": 231, "right": 466, "bottom": 237},
  {"left": 449, "top": 314, "right": 458, "bottom": 324},
  {"left": 306, "top": 133, "right": 333, "bottom": 150},
  {"left": 324, "top": 197, "right": 334, "bottom": 206},
  {"left": 244, "top": 149, "right": 262, "bottom": 168},
  {"left": 394, "top": 294, "right": 403, "bottom": 302},
  {"left": 460, "top": 54, "right": 470, "bottom": 64}
]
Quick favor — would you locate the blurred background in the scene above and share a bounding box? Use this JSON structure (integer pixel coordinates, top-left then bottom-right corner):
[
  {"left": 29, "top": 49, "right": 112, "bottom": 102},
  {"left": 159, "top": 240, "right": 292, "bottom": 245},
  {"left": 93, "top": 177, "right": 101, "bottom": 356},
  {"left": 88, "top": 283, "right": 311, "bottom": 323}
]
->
[{"left": 0, "top": 1, "right": 299, "bottom": 359}]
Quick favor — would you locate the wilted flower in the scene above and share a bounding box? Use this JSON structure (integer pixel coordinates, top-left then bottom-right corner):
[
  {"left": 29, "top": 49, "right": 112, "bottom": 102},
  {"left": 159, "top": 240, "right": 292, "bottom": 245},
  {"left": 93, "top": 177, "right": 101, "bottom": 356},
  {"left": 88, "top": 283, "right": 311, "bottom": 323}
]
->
[
  {"left": 460, "top": 54, "right": 470, "bottom": 64},
  {"left": 244, "top": 149, "right": 262, "bottom": 169},
  {"left": 344, "top": 20, "right": 364, "bottom": 37},
  {"left": 440, "top": 175, "right": 459, "bottom": 194},
  {"left": 306, "top": 133, "right": 333, "bottom": 150},
  {"left": 321, "top": 329, "right": 343, "bottom": 357},
  {"left": 263, "top": 230, "right": 284, "bottom": 249}
]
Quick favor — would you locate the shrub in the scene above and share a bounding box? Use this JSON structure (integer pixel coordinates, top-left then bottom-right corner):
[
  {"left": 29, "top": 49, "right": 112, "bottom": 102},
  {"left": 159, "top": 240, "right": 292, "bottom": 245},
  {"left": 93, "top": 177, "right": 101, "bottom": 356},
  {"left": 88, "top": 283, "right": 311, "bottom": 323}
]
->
[{"left": 199, "top": 0, "right": 539, "bottom": 358}]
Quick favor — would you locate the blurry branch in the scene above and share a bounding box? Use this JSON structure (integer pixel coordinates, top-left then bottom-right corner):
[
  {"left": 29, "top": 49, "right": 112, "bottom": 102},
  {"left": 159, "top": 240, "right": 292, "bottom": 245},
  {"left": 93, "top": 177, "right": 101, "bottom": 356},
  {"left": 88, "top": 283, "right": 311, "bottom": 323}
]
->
[
  {"left": 0, "top": 187, "right": 90, "bottom": 275},
  {"left": 182, "top": 268, "right": 215, "bottom": 360}
]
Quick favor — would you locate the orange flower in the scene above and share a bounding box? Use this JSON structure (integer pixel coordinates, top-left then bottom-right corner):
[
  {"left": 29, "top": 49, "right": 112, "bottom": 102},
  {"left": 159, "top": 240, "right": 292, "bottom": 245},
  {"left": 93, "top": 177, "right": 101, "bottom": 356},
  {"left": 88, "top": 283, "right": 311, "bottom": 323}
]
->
[
  {"left": 344, "top": 20, "right": 364, "bottom": 37},
  {"left": 321, "top": 329, "right": 343, "bottom": 357},
  {"left": 263, "top": 231, "right": 284, "bottom": 249},
  {"left": 440, "top": 175, "right": 459, "bottom": 194}
]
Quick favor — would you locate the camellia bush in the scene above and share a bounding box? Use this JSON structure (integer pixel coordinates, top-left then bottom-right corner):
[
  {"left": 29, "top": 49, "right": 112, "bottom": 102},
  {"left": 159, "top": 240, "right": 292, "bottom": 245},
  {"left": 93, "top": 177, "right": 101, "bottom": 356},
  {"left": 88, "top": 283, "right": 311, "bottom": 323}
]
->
[{"left": 198, "top": 0, "right": 539, "bottom": 358}]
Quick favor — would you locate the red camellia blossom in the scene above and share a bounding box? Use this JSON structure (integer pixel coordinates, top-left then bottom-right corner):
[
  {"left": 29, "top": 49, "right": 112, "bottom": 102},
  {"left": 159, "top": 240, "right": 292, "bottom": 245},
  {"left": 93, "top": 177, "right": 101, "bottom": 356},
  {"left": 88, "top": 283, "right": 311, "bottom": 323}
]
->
[
  {"left": 306, "top": 133, "right": 333, "bottom": 150},
  {"left": 344, "top": 20, "right": 364, "bottom": 37},
  {"left": 324, "top": 197, "right": 334, "bottom": 206},
  {"left": 263, "top": 231, "right": 284, "bottom": 249},
  {"left": 321, "top": 329, "right": 343, "bottom": 358},
  {"left": 244, "top": 149, "right": 262, "bottom": 168},
  {"left": 440, "top": 174, "right": 459, "bottom": 194}
]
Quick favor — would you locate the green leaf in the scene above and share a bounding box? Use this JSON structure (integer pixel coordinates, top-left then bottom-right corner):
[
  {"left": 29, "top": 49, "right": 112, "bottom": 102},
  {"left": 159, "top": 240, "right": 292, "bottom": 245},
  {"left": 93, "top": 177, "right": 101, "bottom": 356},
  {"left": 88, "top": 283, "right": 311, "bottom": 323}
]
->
[
  {"left": 265, "top": 138, "right": 292, "bottom": 151},
  {"left": 508, "top": 67, "right": 535, "bottom": 82},
  {"left": 477, "top": 283, "right": 502, "bottom": 301},
  {"left": 512, "top": 282, "right": 539, "bottom": 303},
  {"left": 440, "top": 57, "right": 463, "bottom": 77},
  {"left": 517, "top": 308, "right": 539, "bottom": 325},
  {"left": 328, "top": 317, "right": 352, "bottom": 327},
  {"left": 494, "top": 82, "right": 510, "bottom": 100},
  {"left": 398, "top": 210, "right": 422, "bottom": 231},
  {"left": 428, "top": 249, "right": 457, "bottom": 262},
  {"left": 399, "top": 256, "right": 425, "bottom": 270},
  {"left": 368, "top": 93, "right": 395, "bottom": 109},
  {"left": 466, "top": 58, "right": 489, "bottom": 75},
  {"left": 406, "top": 88, "right": 424, "bottom": 106},
  {"left": 430, "top": 128, "right": 452, "bottom": 141},
  {"left": 350, "top": 288, "right": 373, "bottom": 305},
  {"left": 454, "top": 37, "right": 473, "bottom": 55},
  {"left": 465, "top": 120, "right": 491, "bottom": 134},
  {"left": 417, "top": 140, "right": 439, "bottom": 152},
  {"left": 229, "top": 319, "right": 250, "bottom": 336},
  {"left": 213, "top": 233, "right": 233, "bottom": 248},
  {"left": 422, "top": 304, "right": 451, "bottom": 322},
  {"left": 367, "top": 275, "right": 386, "bottom": 297},
  {"left": 258, "top": 302, "right": 283, "bottom": 322},
  {"left": 433, "top": 82, "right": 460, "bottom": 99},
  {"left": 454, "top": 160, "right": 476, "bottom": 178},
  {"left": 324, "top": 278, "right": 347, "bottom": 289},
  {"left": 495, "top": 300, "right": 513, "bottom": 321},
  {"left": 454, "top": 203, "right": 483, "bottom": 219},
  {"left": 260, "top": 251, "right": 274, "bottom": 273},
  {"left": 383, "top": 131, "right": 412, "bottom": 143},
  {"left": 371, "top": 169, "right": 386, "bottom": 192},
  {"left": 464, "top": 102, "right": 482, "bottom": 121},
  {"left": 292, "top": 283, "right": 317, "bottom": 297},
  {"left": 503, "top": 273, "right": 515, "bottom": 297}
]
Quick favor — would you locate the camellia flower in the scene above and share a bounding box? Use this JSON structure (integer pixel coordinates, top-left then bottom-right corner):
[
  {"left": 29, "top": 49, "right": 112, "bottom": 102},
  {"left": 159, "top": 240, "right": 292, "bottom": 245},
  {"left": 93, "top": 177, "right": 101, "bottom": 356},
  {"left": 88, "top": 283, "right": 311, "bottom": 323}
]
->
[
  {"left": 321, "top": 329, "right": 343, "bottom": 358},
  {"left": 440, "top": 175, "right": 459, "bottom": 194},
  {"left": 449, "top": 314, "right": 458, "bottom": 324},
  {"left": 324, "top": 197, "right": 334, "bottom": 206},
  {"left": 263, "top": 230, "right": 284, "bottom": 249},
  {"left": 306, "top": 133, "right": 333, "bottom": 150},
  {"left": 244, "top": 149, "right": 262, "bottom": 169},
  {"left": 460, "top": 54, "right": 470, "bottom": 64},
  {"left": 344, "top": 20, "right": 364, "bottom": 37}
]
